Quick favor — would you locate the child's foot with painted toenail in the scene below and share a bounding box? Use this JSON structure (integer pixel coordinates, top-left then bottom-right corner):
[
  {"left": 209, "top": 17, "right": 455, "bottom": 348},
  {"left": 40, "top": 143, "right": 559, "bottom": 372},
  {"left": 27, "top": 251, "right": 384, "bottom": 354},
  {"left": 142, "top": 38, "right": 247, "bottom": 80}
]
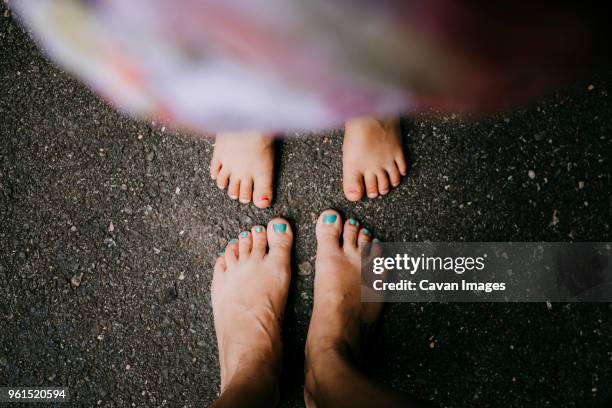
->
[
  {"left": 343, "top": 116, "right": 407, "bottom": 201},
  {"left": 210, "top": 132, "right": 275, "bottom": 208}
]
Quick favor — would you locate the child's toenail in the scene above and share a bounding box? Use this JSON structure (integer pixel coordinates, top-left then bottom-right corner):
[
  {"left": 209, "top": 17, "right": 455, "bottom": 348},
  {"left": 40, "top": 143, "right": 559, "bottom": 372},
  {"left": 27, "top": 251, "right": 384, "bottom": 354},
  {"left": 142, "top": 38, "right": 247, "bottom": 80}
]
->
[
  {"left": 363, "top": 229, "right": 371, "bottom": 236},
  {"left": 273, "top": 223, "right": 287, "bottom": 233},
  {"left": 260, "top": 196, "right": 270, "bottom": 201},
  {"left": 240, "top": 231, "right": 249, "bottom": 238},
  {"left": 323, "top": 214, "right": 337, "bottom": 224},
  {"left": 348, "top": 218, "right": 358, "bottom": 226},
  {"left": 373, "top": 238, "right": 381, "bottom": 243},
  {"left": 229, "top": 238, "right": 238, "bottom": 244},
  {"left": 255, "top": 226, "right": 264, "bottom": 233}
]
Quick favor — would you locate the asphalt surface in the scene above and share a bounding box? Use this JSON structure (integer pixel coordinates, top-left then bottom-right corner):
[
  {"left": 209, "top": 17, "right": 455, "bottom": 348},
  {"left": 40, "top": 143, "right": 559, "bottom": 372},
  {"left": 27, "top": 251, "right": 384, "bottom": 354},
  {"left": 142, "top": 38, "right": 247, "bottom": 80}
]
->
[{"left": 1, "top": 5, "right": 612, "bottom": 408}]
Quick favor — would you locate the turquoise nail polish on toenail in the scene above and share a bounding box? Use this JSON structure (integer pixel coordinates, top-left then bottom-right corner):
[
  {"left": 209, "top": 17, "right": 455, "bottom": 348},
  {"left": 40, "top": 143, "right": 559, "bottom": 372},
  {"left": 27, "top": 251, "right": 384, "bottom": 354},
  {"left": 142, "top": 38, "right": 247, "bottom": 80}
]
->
[
  {"left": 255, "top": 226, "right": 264, "bottom": 233},
  {"left": 273, "top": 223, "right": 287, "bottom": 233},
  {"left": 218, "top": 251, "right": 224, "bottom": 256},
  {"left": 229, "top": 239, "right": 238, "bottom": 244},
  {"left": 373, "top": 238, "right": 381, "bottom": 243},
  {"left": 349, "top": 218, "right": 358, "bottom": 226},
  {"left": 240, "top": 231, "right": 249, "bottom": 238},
  {"left": 323, "top": 214, "right": 337, "bottom": 224},
  {"left": 363, "top": 229, "right": 371, "bottom": 236}
]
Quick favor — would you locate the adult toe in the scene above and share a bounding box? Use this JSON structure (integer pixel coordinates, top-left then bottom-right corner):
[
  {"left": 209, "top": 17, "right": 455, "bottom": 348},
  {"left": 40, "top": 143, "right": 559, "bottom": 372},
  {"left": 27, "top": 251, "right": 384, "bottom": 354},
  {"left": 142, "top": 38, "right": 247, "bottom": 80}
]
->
[
  {"left": 250, "top": 225, "right": 268, "bottom": 258},
  {"left": 357, "top": 227, "right": 373, "bottom": 250},
  {"left": 315, "top": 210, "right": 343, "bottom": 250},
  {"left": 238, "top": 230, "right": 253, "bottom": 256},
  {"left": 343, "top": 217, "right": 360, "bottom": 249},
  {"left": 266, "top": 218, "right": 293, "bottom": 263}
]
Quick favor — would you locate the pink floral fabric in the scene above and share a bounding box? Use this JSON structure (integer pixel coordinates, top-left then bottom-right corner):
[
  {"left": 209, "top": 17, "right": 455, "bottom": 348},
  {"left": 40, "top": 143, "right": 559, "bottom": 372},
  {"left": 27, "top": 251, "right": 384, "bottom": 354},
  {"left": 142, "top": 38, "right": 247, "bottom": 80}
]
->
[{"left": 14, "top": 0, "right": 597, "bottom": 132}]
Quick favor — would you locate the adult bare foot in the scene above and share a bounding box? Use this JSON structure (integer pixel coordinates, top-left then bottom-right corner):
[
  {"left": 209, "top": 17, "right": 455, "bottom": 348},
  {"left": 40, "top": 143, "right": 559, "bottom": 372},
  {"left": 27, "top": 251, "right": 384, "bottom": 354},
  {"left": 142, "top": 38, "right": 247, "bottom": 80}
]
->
[
  {"left": 304, "top": 210, "right": 408, "bottom": 408},
  {"left": 306, "top": 210, "right": 383, "bottom": 360},
  {"left": 210, "top": 132, "right": 274, "bottom": 208},
  {"left": 211, "top": 219, "right": 293, "bottom": 405},
  {"left": 343, "top": 116, "right": 407, "bottom": 201}
]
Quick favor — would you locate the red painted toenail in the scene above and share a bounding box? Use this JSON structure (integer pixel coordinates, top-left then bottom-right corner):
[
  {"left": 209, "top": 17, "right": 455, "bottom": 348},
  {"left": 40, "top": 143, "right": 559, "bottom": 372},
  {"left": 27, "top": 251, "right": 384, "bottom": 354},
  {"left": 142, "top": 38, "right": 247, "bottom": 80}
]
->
[{"left": 260, "top": 196, "right": 269, "bottom": 201}]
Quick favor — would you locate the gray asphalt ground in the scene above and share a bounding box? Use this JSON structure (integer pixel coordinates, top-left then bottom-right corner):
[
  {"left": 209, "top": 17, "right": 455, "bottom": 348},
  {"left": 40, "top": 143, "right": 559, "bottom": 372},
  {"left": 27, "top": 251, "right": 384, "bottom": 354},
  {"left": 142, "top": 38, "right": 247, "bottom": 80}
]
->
[{"left": 1, "top": 5, "right": 612, "bottom": 408}]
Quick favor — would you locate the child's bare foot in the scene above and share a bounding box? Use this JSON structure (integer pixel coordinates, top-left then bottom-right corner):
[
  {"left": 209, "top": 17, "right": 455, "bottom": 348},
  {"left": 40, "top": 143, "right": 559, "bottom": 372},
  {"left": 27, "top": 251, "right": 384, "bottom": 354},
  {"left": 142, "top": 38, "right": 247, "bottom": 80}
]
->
[
  {"left": 210, "top": 132, "right": 274, "bottom": 208},
  {"left": 306, "top": 210, "right": 383, "bottom": 361},
  {"left": 343, "top": 117, "right": 407, "bottom": 201},
  {"left": 211, "top": 219, "right": 293, "bottom": 398}
]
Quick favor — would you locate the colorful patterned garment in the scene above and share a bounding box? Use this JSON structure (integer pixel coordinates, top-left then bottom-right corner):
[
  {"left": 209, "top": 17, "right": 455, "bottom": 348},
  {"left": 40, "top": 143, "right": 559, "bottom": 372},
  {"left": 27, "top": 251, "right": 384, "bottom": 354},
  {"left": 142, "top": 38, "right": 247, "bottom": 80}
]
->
[{"left": 13, "top": 0, "right": 602, "bottom": 132}]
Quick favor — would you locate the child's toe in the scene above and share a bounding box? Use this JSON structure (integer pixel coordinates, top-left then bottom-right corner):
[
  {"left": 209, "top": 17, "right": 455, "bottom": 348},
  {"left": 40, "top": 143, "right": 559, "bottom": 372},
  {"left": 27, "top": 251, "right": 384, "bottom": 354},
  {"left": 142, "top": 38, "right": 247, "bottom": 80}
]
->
[
  {"left": 395, "top": 154, "right": 407, "bottom": 176},
  {"left": 377, "top": 171, "right": 390, "bottom": 195},
  {"left": 253, "top": 174, "right": 273, "bottom": 208},
  {"left": 216, "top": 168, "right": 230, "bottom": 189},
  {"left": 386, "top": 164, "right": 401, "bottom": 187},
  {"left": 227, "top": 177, "right": 240, "bottom": 200},
  {"left": 239, "top": 177, "right": 253, "bottom": 204},
  {"left": 365, "top": 173, "right": 379, "bottom": 198},
  {"left": 343, "top": 170, "right": 364, "bottom": 202},
  {"left": 210, "top": 158, "right": 222, "bottom": 180}
]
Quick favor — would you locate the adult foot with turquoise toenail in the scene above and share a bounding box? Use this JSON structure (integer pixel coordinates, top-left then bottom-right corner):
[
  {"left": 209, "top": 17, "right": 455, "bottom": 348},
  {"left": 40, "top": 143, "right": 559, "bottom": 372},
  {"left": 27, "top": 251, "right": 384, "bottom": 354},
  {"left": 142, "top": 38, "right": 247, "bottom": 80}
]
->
[
  {"left": 306, "top": 210, "right": 383, "bottom": 358},
  {"left": 211, "top": 218, "right": 293, "bottom": 406}
]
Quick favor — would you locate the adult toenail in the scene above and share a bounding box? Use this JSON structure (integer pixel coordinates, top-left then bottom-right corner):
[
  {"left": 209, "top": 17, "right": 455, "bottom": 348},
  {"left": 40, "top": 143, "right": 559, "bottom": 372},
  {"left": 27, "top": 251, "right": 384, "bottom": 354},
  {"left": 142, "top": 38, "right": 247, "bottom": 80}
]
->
[
  {"left": 260, "top": 196, "right": 270, "bottom": 201},
  {"left": 348, "top": 218, "right": 358, "bottom": 226},
  {"left": 229, "top": 239, "right": 238, "bottom": 244},
  {"left": 323, "top": 214, "right": 337, "bottom": 224},
  {"left": 373, "top": 238, "right": 381, "bottom": 243},
  {"left": 240, "top": 231, "right": 249, "bottom": 238},
  {"left": 255, "top": 226, "right": 264, "bottom": 233},
  {"left": 273, "top": 223, "right": 287, "bottom": 233},
  {"left": 363, "top": 229, "right": 371, "bottom": 236}
]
